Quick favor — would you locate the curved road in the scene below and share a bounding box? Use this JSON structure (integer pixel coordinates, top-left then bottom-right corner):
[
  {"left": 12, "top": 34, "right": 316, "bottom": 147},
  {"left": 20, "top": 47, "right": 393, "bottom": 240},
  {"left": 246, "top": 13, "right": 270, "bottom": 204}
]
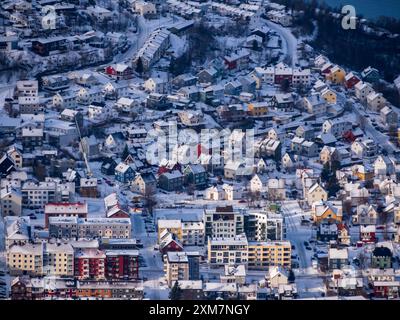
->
[{"left": 264, "top": 19, "right": 299, "bottom": 67}]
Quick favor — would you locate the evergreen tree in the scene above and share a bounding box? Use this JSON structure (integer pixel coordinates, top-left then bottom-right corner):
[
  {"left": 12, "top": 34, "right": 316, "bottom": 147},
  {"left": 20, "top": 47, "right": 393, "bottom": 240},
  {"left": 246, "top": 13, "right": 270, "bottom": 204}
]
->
[
  {"left": 320, "top": 162, "right": 330, "bottom": 183},
  {"left": 169, "top": 281, "right": 182, "bottom": 300},
  {"left": 288, "top": 269, "right": 295, "bottom": 283},
  {"left": 135, "top": 57, "right": 144, "bottom": 74},
  {"left": 121, "top": 145, "right": 130, "bottom": 161},
  {"left": 252, "top": 40, "right": 259, "bottom": 51}
]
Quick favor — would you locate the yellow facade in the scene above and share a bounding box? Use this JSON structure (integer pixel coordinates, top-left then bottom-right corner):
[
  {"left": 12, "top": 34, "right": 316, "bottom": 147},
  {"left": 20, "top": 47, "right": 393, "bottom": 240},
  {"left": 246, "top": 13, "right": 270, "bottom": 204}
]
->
[
  {"left": 248, "top": 241, "right": 291, "bottom": 269},
  {"left": 321, "top": 89, "right": 337, "bottom": 104},
  {"left": 327, "top": 67, "right": 346, "bottom": 84},
  {"left": 47, "top": 251, "right": 74, "bottom": 276},
  {"left": 248, "top": 103, "right": 268, "bottom": 117},
  {"left": 7, "top": 245, "right": 43, "bottom": 276},
  {"left": 158, "top": 220, "right": 183, "bottom": 242},
  {"left": 314, "top": 207, "right": 342, "bottom": 224}
]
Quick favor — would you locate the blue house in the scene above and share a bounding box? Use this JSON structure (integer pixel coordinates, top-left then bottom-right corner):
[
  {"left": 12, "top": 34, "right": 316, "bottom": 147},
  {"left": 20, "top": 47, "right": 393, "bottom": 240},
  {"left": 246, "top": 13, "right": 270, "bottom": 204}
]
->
[
  {"left": 361, "top": 66, "right": 380, "bottom": 84},
  {"left": 114, "top": 162, "right": 135, "bottom": 183}
]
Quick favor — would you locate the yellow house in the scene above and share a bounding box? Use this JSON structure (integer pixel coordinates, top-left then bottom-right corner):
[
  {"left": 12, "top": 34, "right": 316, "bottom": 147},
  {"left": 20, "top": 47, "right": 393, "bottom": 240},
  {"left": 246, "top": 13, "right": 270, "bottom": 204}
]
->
[
  {"left": 7, "top": 243, "right": 43, "bottom": 276},
  {"left": 158, "top": 219, "right": 182, "bottom": 242},
  {"left": 353, "top": 165, "right": 374, "bottom": 182},
  {"left": 326, "top": 65, "right": 346, "bottom": 84},
  {"left": 312, "top": 201, "right": 343, "bottom": 224},
  {"left": 248, "top": 102, "right": 268, "bottom": 117},
  {"left": 248, "top": 241, "right": 291, "bottom": 269},
  {"left": 321, "top": 88, "right": 337, "bottom": 104}
]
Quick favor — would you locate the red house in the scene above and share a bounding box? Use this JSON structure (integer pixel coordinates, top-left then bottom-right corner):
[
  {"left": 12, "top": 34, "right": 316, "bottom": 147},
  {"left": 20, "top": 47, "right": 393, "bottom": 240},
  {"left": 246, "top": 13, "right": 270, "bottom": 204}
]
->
[
  {"left": 360, "top": 225, "right": 376, "bottom": 243},
  {"left": 223, "top": 49, "right": 250, "bottom": 71},
  {"left": 106, "top": 205, "right": 130, "bottom": 218},
  {"left": 105, "top": 63, "right": 133, "bottom": 80},
  {"left": 74, "top": 249, "right": 106, "bottom": 280},
  {"left": 105, "top": 250, "right": 139, "bottom": 280},
  {"left": 321, "top": 62, "right": 333, "bottom": 75},
  {"left": 159, "top": 232, "right": 183, "bottom": 255},
  {"left": 344, "top": 72, "right": 361, "bottom": 89}
]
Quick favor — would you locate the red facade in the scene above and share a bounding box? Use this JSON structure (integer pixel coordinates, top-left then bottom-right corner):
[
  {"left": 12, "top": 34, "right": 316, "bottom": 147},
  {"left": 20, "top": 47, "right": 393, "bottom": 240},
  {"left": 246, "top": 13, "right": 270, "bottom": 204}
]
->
[
  {"left": 344, "top": 76, "right": 361, "bottom": 89},
  {"left": 274, "top": 74, "right": 293, "bottom": 85},
  {"left": 160, "top": 240, "right": 183, "bottom": 255},
  {"left": 105, "top": 253, "right": 139, "bottom": 280},
  {"left": 224, "top": 59, "right": 237, "bottom": 70},
  {"left": 74, "top": 255, "right": 106, "bottom": 280}
]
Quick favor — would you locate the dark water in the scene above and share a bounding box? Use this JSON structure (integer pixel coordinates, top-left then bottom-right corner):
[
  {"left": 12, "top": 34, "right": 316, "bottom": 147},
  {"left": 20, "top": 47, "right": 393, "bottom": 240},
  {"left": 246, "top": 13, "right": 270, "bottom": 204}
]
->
[{"left": 318, "top": 0, "right": 400, "bottom": 19}]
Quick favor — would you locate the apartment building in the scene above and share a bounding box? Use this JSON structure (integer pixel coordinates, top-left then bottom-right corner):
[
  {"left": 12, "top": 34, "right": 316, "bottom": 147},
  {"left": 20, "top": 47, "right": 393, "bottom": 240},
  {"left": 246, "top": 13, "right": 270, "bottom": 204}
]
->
[
  {"left": 0, "top": 185, "right": 22, "bottom": 216},
  {"left": 44, "top": 243, "right": 74, "bottom": 277},
  {"left": 164, "top": 251, "right": 190, "bottom": 287},
  {"left": 158, "top": 219, "right": 182, "bottom": 242},
  {"left": 48, "top": 217, "right": 132, "bottom": 239},
  {"left": 207, "top": 234, "right": 249, "bottom": 267},
  {"left": 203, "top": 206, "right": 245, "bottom": 240},
  {"left": 74, "top": 248, "right": 106, "bottom": 280},
  {"left": 7, "top": 243, "right": 44, "bottom": 276},
  {"left": 44, "top": 202, "right": 88, "bottom": 228},
  {"left": 247, "top": 241, "right": 291, "bottom": 270},
  {"left": 181, "top": 221, "right": 205, "bottom": 246},
  {"left": 104, "top": 250, "right": 140, "bottom": 280},
  {"left": 244, "top": 211, "right": 285, "bottom": 241},
  {"left": 21, "top": 180, "right": 75, "bottom": 209},
  {"left": 133, "top": 28, "right": 171, "bottom": 71},
  {"left": 4, "top": 216, "right": 31, "bottom": 250}
]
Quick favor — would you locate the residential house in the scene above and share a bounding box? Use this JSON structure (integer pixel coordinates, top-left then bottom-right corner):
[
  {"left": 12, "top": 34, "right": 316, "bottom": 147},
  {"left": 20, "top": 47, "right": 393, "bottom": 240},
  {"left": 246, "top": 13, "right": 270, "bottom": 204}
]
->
[
  {"left": 367, "top": 92, "right": 386, "bottom": 112},
  {"left": 131, "top": 172, "right": 157, "bottom": 195},
  {"left": 114, "top": 163, "right": 135, "bottom": 184},
  {"left": 158, "top": 171, "right": 184, "bottom": 192},
  {"left": 307, "top": 183, "right": 328, "bottom": 206},
  {"left": 361, "top": 66, "right": 380, "bottom": 83},
  {"left": 328, "top": 248, "right": 349, "bottom": 270},
  {"left": 183, "top": 164, "right": 208, "bottom": 189}
]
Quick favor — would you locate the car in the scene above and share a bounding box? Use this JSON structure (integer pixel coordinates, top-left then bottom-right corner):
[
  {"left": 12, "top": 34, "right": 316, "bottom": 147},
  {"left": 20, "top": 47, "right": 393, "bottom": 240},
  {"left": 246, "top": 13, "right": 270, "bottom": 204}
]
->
[
  {"left": 306, "top": 246, "right": 312, "bottom": 250},
  {"left": 291, "top": 245, "right": 296, "bottom": 250},
  {"left": 303, "top": 241, "right": 309, "bottom": 246}
]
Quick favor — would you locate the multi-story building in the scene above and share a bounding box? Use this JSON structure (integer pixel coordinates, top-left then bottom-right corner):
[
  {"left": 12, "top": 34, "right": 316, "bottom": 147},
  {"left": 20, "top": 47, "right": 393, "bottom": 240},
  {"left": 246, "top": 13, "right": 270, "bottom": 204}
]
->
[
  {"left": 43, "top": 243, "right": 74, "bottom": 277},
  {"left": 244, "top": 211, "right": 285, "bottom": 241},
  {"left": 133, "top": 28, "right": 171, "bottom": 71},
  {"left": 181, "top": 221, "right": 205, "bottom": 246},
  {"left": 4, "top": 216, "right": 31, "bottom": 250},
  {"left": 0, "top": 185, "right": 22, "bottom": 216},
  {"left": 203, "top": 206, "right": 245, "bottom": 240},
  {"left": 44, "top": 202, "right": 88, "bottom": 228},
  {"left": 21, "top": 180, "right": 75, "bottom": 209},
  {"left": 74, "top": 248, "right": 106, "bottom": 280},
  {"left": 157, "top": 219, "right": 205, "bottom": 246},
  {"left": 207, "top": 234, "right": 249, "bottom": 267},
  {"left": 164, "top": 251, "right": 190, "bottom": 287},
  {"left": 105, "top": 250, "right": 139, "bottom": 280},
  {"left": 247, "top": 241, "right": 291, "bottom": 270},
  {"left": 49, "top": 217, "right": 132, "bottom": 239},
  {"left": 7, "top": 243, "right": 44, "bottom": 276}
]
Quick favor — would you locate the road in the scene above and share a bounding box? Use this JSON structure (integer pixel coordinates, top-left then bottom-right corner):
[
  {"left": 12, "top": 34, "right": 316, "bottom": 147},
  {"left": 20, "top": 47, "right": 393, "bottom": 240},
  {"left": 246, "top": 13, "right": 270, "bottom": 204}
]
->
[
  {"left": 131, "top": 213, "right": 167, "bottom": 300},
  {"left": 345, "top": 94, "right": 397, "bottom": 155},
  {"left": 264, "top": 19, "right": 299, "bottom": 67},
  {"left": 280, "top": 201, "right": 314, "bottom": 273}
]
